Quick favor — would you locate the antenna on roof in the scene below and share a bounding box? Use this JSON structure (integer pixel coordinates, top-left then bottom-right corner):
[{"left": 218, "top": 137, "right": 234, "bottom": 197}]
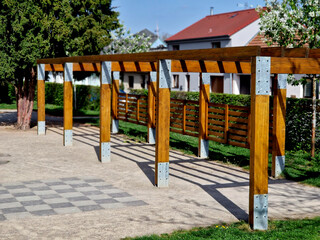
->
[
  {"left": 237, "top": 2, "right": 253, "bottom": 9},
  {"left": 210, "top": 7, "right": 214, "bottom": 15},
  {"left": 155, "top": 23, "right": 160, "bottom": 38}
]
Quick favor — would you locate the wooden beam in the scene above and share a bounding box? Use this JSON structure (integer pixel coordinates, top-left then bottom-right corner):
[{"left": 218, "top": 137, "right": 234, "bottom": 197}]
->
[
  {"left": 100, "top": 62, "right": 112, "bottom": 162},
  {"left": 63, "top": 63, "right": 73, "bottom": 146},
  {"left": 198, "top": 73, "right": 210, "bottom": 158},
  {"left": 271, "top": 57, "right": 320, "bottom": 74},
  {"left": 249, "top": 56, "right": 270, "bottom": 230},
  {"left": 112, "top": 72, "right": 120, "bottom": 134},
  {"left": 272, "top": 74, "right": 287, "bottom": 178},
  {"left": 37, "top": 64, "right": 46, "bottom": 135},
  {"left": 45, "top": 60, "right": 252, "bottom": 74},
  {"left": 155, "top": 60, "right": 171, "bottom": 187}
]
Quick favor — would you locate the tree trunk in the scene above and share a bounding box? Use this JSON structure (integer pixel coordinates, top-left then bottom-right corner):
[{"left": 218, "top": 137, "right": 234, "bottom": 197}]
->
[
  {"left": 15, "top": 67, "right": 36, "bottom": 130},
  {"left": 311, "top": 76, "right": 317, "bottom": 157}
]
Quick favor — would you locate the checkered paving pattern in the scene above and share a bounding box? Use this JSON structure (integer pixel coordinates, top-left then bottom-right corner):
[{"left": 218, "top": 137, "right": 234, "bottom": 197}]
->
[{"left": 0, "top": 177, "right": 147, "bottom": 221}]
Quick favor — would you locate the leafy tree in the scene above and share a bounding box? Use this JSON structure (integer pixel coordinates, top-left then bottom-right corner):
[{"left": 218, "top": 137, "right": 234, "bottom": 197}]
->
[
  {"left": 104, "top": 26, "right": 151, "bottom": 54},
  {"left": 0, "top": 0, "right": 119, "bottom": 129},
  {"left": 258, "top": 0, "right": 320, "bottom": 156}
]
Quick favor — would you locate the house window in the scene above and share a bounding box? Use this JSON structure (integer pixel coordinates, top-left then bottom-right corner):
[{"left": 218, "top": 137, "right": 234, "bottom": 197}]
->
[
  {"left": 186, "top": 75, "right": 190, "bottom": 92},
  {"left": 173, "top": 74, "right": 179, "bottom": 88},
  {"left": 141, "top": 75, "right": 146, "bottom": 89},
  {"left": 172, "top": 45, "right": 180, "bottom": 51},
  {"left": 240, "top": 75, "right": 251, "bottom": 95},
  {"left": 211, "top": 42, "right": 221, "bottom": 48},
  {"left": 210, "top": 76, "right": 224, "bottom": 93},
  {"left": 129, "top": 76, "right": 134, "bottom": 88}
]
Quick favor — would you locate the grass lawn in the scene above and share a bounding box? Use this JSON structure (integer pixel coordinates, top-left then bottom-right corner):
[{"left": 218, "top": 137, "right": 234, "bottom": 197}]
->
[
  {"left": 125, "top": 217, "right": 320, "bottom": 240},
  {"left": 0, "top": 102, "right": 16, "bottom": 109}
]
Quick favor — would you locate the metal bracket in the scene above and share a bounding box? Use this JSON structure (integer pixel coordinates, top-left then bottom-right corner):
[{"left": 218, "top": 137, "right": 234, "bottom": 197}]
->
[
  {"left": 64, "top": 63, "right": 73, "bottom": 82},
  {"left": 113, "top": 71, "right": 120, "bottom": 80},
  {"left": 253, "top": 194, "right": 268, "bottom": 230},
  {"left": 157, "top": 162, "right": 169, "bottom": 187},
  {"left": 64, "top": 130, "right": 73, "bottom": 146},
  {"left": 150, "top": 72, "right": 157, "bottom": 82},
  {"left": 159, "top": 60, "right": 171, "bottom": 89},
  {"left": 199, "top": 139, "right": 209, "bottom": 158},
  {"left": 255, "top": 57, "right": 271, "bottom": 95},
  {"left": 37, "top": 121, "right": 45, "bottom": 135},
  {"left": 275, "top": 156, "right": 285, "bottom": 177},
  {"left": 101, "top": 61, "right": 112, "bottom": 84},
  {"left": 112, "top": 119, "right": 119, "bottom": 134},
  {"left": 202, "top": 73, "right": 211, "bottom": 85},
  {"left": 277, "top": 74, "right": 287, "bottom": 89},
  {"left": 37, "top": 64, "right": 45, "bottom": 80},
  {"left": 100, "top": 142, "right": 111, "bottom": 163},
  {"left": 148, "top": 127, "right": 156, "bottom": 144}
]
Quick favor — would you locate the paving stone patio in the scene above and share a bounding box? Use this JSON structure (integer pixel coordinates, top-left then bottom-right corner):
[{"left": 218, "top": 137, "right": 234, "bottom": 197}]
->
[{"left": 0, "top": 177, "right": 146, "bottom": 221}]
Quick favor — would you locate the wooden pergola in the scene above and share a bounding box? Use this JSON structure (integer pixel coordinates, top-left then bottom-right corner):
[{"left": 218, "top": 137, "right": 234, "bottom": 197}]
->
[{"left": 37, "top": 46, "right": 320, "bottom": 230}]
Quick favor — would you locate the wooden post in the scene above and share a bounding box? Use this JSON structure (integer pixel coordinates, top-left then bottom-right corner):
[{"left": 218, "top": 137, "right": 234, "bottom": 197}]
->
[
  {"left": 272, "top": 74, "right": 287, "bottom": 177},
  {"left": 37, "top": 64, "right": 46, "bottom": 135},
  {"left": 249, "top": 56, "right": 270, "bottom": 230},
  {"left": 100, "top": 61, "right": 112, "bottom": 163},
  {"left": 183, "top": 100, "right": 186, "bottom": 135},
  {"left": 155, "top": 60, "right": 171, "bottom": 187},
  {"left": 112, "top": 72, "right": 120, "bottom": 134},
  {"left": 198, "top": 73, "right": 210, "bottom": 158},
  {"left": 147, "top": 72, "right": 157, "bottom": 144},
  {"left": 63, "top": 63, "right": 73, "bottom": 146},
  {"left": 136, "top": 97, "right": 140, "bottom": 122},
  {"left": 224, "top": 104, "right": 229, "bottom": 144}
]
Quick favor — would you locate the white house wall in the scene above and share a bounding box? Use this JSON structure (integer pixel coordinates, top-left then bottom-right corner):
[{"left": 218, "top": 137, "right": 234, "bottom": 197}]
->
[
  {"left": 167, "top": 39, "right": 230, "bottom": 51},
  {"left": 123, "top": 73, "right": 148, "bottom": 92},
  {"left": 231, "top": 19, "right": 260, "bottom": 46}
]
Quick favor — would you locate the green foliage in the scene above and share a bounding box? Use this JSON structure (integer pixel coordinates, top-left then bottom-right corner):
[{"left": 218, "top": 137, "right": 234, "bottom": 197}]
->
[
  {"left": 286, "top": 98, "right": 320, "bottom": 151},
  {"left": 126, "top": 217, "right": 320, "bottom": 240},
  {"left": 44, "top": 82, "right": 100, "bottom": 111},
  {"left": 0, "top": 82, "right": 15, "bottom": 103},
  {"left": 75, "top": 84, "right": 100, "bottom": 111},
  {"left": 0, "top": 0, "right": 119, "bottom": 83},
  {"left": 45, "top": 83, "right": 64, "bottom": 106}
]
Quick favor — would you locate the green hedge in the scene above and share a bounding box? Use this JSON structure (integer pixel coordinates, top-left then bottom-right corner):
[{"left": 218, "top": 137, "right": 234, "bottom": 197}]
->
[
  {"left": 0, "top": 83, "right": 16, "bottom": 103},
  {"left": 45, "top": 82, "right": 100, "bottom": 111}
]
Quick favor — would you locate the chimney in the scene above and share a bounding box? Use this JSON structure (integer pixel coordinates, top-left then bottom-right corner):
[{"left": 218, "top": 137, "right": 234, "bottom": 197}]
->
[{"left": 210, "top": 7, "right": 214, "bottom": 15}]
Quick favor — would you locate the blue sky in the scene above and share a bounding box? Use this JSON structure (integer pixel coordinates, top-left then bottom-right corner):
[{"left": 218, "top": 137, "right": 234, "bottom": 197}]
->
[{"left": 111, "top": 0, "right": 266, "bottom": 38}]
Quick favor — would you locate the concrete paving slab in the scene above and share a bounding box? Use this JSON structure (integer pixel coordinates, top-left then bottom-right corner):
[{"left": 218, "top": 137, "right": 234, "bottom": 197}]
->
[{"left": 0, "top": 123, "right": 319, "bottom": 239}]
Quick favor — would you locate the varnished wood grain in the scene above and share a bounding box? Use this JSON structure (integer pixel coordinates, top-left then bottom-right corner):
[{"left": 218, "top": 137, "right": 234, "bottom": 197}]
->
[
  {"left": 63, "top": 81, "right": 73, "bottom": 130},
  {"left": 37, "top": 80, "right": 45, "bottom": 122}
]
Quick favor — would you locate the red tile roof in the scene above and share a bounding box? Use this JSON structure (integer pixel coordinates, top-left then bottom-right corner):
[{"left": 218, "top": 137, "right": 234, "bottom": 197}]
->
[
  {"left": 247, "top": 32, "right": 279, "bottom": 47},
  {"left": 166, "top": 8, "right": 260, "bottom": 42}
]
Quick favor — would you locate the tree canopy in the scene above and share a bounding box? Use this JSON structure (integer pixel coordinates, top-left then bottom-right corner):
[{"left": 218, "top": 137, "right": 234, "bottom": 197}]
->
[{"left": 0, "top": 0, "right": 119, "bottom": 83}]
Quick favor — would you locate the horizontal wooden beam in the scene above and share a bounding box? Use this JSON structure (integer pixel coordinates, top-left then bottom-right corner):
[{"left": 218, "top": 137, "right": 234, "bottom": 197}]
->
[
  {"left": 38, "top": 46, "right": 261, "bottom": 64},
  {"left": 45, "top": 61, "right": 251, "bottom": 74},
  {"left": 271, "top": 57, "right": 320, "bottom": 74},
  {"left": 44, "top": 56, "right": 320, "bottom": 75}
]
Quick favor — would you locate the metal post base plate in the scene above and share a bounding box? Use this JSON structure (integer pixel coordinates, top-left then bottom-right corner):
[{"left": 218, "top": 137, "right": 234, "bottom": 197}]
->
[
  {"left": 148, "top": 128, "right": 156, "bottom": 144},
  {"left": 112, "top": 119, "right": 119, "bottom": 134},
  {"left": 64, "top": 130, "right": 72, "bottom": 146},
  {"left": 253, "top": 194, "right": 268, "bottom": 230},
  {"left": 157, "top": 162, "right": 169, "bottom": 187},
  {"left": 100, "top": 142, "right": 111, "bottom": 163},
  {"left": 199, "top": 139, "right": 209, "bottom": 158},
  {"left": 37, "top": 121, "right": 46, "bottom": 135},
  {"left": 275, "top": 156, "right": 285, "bottom": 177}
]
